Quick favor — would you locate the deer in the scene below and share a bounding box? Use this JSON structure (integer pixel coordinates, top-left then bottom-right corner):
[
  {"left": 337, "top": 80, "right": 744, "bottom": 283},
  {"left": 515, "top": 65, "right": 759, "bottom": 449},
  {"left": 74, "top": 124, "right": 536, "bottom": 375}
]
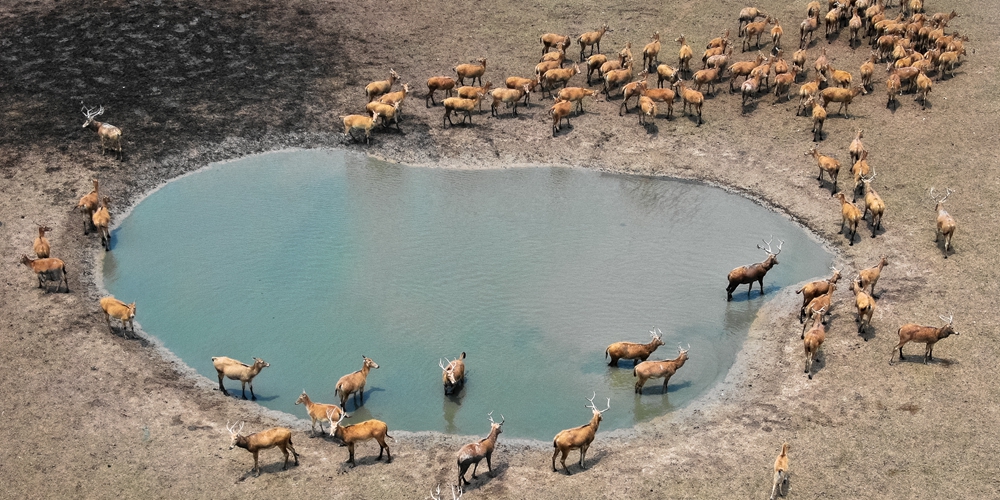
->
[
  {"left": 833, "top": 192, "right": 862, "bottom": 245},
  {"left": 226, "top": 421, "right": 298, "bottom": 477},
  {"left": 931, "top": 188, "right": 956, "bottom": 257},
  {"left": 457, "top": 412, "right": 503, "bottom": 486},
  {"left": 81, "top": 105, "right": 122, "bottom": 159},
  {"left": 807, "top": 147, "right": 841, "bottom": 194},
  {"left": 439, "top": 352, "right": 467, "bottom": 395},
  {"left": 92, "top": 196, "right": 111, "bottom": 251},
  {"left": 605, "top": 328, "right": 664, "bottom": 367},
  {"left": 295, "top": 391, "right": 345, "bottom": 436},
  {"left": 20, "top": 254, "right": 69, "bottom": 292},
  {"left": 642, "top": 32, "right": 661, "bottom": 71},
  {"left": 803, "top": 307, "right": 827, "bottom": 379},
  {"left": 849, "top": 129, "right": 866, "bottom": 165},
  {"left": 365, "top": 69, "right": 399, "bottom": 102},
  {"left": 454, "top": 58, "right": 487, "bottom": 86},
  {"left": 578, "top": 23, "right": 610, "bottom": 61},
  {"left": 33, "top": 225, "right": 52, "bottom": 258},
  {"left": 76, "top": 178, "right": 100, "bottom": 235},
  {"left": 326, "top": 408, "right": 392, "bottom": 466},
  {"left": 801, "top": 284, "right": 835, "bottom": 337},
  {"left": 99, "top": 296, "right": 136, "bottom": 335},
  {"left": 633, "top": 345, "right": 690, "bottom": 394},
  {"left": 796, "top": 266, "right": 842, "bottom": 322},
  {"left": 857, "top": 255, "right": 888, "bottom": 296},
  {"left": 770, "top": 443, "right": 790, "bottom": 499},
  {"left": 851, "top": 277, "right": 876, "bottom": 336},
  {"left": 211, "top": 356, "right": 269, "bottom": 400},
  {"left": 726, "top": 237, "right": 783, "bottom": 301},
  {"left": 890, "top": 315, "right": 958, "bottom": 364},
  {"left": 335, "top": 355, "right": 379, "bottom": 410},
  {"left": 552, "top": 392, "right": 609, "bottom": 474},
  {"left": 861, "top": 172, "right": 886, "bottom": 237}
]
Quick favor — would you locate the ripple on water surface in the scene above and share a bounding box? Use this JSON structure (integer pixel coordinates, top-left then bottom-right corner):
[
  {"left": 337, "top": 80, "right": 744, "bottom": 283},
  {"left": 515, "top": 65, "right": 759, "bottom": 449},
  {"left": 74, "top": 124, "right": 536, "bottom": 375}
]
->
[{"left": 102, "top": 149, "right": 832, "bottom": 440}]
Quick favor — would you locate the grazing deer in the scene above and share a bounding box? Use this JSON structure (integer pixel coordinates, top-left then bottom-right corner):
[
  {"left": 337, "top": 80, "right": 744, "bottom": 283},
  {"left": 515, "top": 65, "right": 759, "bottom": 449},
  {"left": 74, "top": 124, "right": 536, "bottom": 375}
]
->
[
  {"left": 890, "top": 315, "right": 958, "bottom": 364},
  {"left": 439, "top": 352, "right": 467, "bottom": 395},
  {"left": 726, "top": 237, "right": 783, "bottom": 301},
  {"left": 457, "top": 412, "right": 503, "bottom": 486},
  {"left": 81, "top": 105, "right": 122, "bottom": 159},
  {"left": 633, "top": 345, "right": 690, "bottom": 394},
  {"left": 931, "top": 188, "right": 956, "bottom": 257},
  {"left": 552, "top": 392, "right": 609, "bottom": 474},
  {"left": 226, "top": 421, "right": 298, "bottom": 477},
  {"left": 335, "top": 355, "right": 379, "bottom": 410},
  {"left": 605, "top": 328, "right": 664, "bottom": 366}
]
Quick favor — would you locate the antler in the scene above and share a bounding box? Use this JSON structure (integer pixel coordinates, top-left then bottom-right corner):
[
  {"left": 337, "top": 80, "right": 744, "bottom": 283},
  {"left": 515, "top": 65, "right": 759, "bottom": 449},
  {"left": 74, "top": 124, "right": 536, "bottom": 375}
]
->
[
  {"left": 81, "top": 105, "right": 104, "bottom": 119},
  {"left": 327, "top": 408, "right": 348, "bottom": 427},
  {"left": 487, "top": 411, "right": 505, "bottom": 426},
  {"left": 939, "top": 188, "right": 953, "bottom": 204},
  {"left": 757, "top": 236, "right": 784, "bottom": 255},
  {"left": 439, "top": 358, "right": 450, "bottom": 371},
  {"left": 649, "top": 327, "right": 663, "bottom": 340},
  {"left": 939, "top": 314, "right": 954, "bottom": 324}
]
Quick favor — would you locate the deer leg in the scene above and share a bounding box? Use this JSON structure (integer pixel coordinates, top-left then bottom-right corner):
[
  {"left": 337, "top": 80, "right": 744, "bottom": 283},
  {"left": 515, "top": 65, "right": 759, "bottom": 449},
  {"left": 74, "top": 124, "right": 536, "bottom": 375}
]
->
[
  {"left": 288, "top": 440, "right": 298, "bottom": 465},
  {"left": 280, "top": 444, "right": 290, "bottom": 470},
  {"left": 486, "top": 453, "right": 493, "bottom": 475},
  {"left": 346, "top": 443, "right": 356, "bottom": 465},
  {"left": 240, "top": 381, "right": 248, "bottom": 400},
  {"left": 459, "top": 464, "right": 470, "bottom": 485},
  {"left": 249, "top": 381, "right": 256, "bottom": 401},
  {"left": 218, "top": 374, "right": 229, "bottom": 396},
  {"left": 253, "top": 451, "right": 260, "bottom": 476},
  {"left": 758, "top": 278, "right": 766, "bottom": 295},
  {"left": 470, "top": 461, "right": 479, "bottom": 479},
  {"left": 580, "top": 444, "right": 589, "bottom": 468}
]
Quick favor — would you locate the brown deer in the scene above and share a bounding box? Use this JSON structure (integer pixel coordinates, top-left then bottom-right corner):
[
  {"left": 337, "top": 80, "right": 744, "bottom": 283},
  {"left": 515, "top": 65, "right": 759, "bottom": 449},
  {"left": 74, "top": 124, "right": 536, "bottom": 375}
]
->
[
  {"left": 439, "top": 352, "right": 467, "bottom": 395},
  {"left": 803, "top": 307, "right": 826, "bottom": 379},
  {"left": 770, "top": 443, "right": 790, "bottom": 499},
  {"left": 606, "top": 328, "right": 664, "bottom": 367},
  {"left": 335, "top": 355, "right": 380, "bottom": 410},
  {"left": 633, "top": 345, "right": 690, "bottom": 393},
  {"left": 796, "top": 267, "right": 842, "bottom": 322},
  {"left": 850, "top": 278, "right": 876, "bottom": 336},
  {"left": 33, "top": 225, "right": 52, "bottom": 258},
  {"left": 890, "top": 315, "right": 958, "bottom": 364},
  {"left": 76, "top": 179, "right": 100, "bottom": 234},
  {"left": 931, "top": 188, "right": 956, "bottom": 257},
  {"left": 81, "top": 105, "right": 122, "bottom": 159},
  {"left": 856, "top": 255, "right": 888, "bottom": 296},
  {"left": 212, "top": 356, "right": 269, "bottom": 400},
  {"left": 457, "top": 412, "right": 503, "bottom": 486},
  {"left": 552, "top": 392, "right": 609, "bottom": 474},
  {"left": 326, "top": 409, "right": 392, "bottom": 466},
  {"left": 20, "top": 254, "right": 69, "bottom": 292},
  {"left": 226, "top": 421, "right": 298, "bottom": 477},
  {"left": 726, "top": 237, "right": 783, "bottom": 301}
]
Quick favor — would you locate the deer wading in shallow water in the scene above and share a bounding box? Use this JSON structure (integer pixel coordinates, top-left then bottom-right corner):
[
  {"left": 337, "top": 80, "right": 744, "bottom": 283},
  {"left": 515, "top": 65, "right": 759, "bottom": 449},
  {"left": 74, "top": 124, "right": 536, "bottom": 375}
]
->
[
  {"left": 605, "top": 328, "right": 664, "bottom": 367},
  {"left": 726, "top": 237, "right": 783, "bottom": 301}
]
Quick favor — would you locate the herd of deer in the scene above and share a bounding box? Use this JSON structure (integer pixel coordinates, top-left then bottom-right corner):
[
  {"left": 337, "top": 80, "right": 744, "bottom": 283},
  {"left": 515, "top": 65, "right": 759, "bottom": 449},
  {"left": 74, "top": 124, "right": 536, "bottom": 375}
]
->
[{"left": 14, "top": 1, "right": 969, "bottom": 496}]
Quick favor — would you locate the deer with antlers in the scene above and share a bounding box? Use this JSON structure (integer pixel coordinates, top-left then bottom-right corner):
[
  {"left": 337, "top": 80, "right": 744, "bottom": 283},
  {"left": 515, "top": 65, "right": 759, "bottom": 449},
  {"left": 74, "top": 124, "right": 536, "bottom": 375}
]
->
[
  {"left": 226, "top": 421, "right": 298, "bottom": 477},
  {"left": 605, "top": 328, "right": 664, "bottom": 367},
  {"left": 552, "top": 393, "right": 609, "bottom": 474},
  {"left": 633, "top": 345, "right": 690, "bottom": 394},
  {"left": 439, "top": 352, "right": 467, "bottom": 396},
  {"left": 931, "top": 188, "right": 957, "bottom": 257},
  {"left": 81, "top": 105, "right": 122, "bottom": 159},
  {"left": 726, "top": 237, "right": 783, "bottom": 301},
  {"left": 326, "top": 408, "right": 392, "bottom": 466},
  {"left": 457, "top": 412, "right": 503, "bottom": 486},
  {"left": 890, "top": 315, "right": 959, "bottom": 364}
]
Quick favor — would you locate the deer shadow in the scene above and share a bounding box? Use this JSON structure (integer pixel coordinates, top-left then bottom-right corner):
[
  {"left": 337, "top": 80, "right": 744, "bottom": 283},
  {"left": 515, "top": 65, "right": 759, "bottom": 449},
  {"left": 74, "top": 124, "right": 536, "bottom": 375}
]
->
[
  {"left": 636, "top": 379, "right": 693, "bottom": 395},
  {"left": 554, "top": 448, "right": 610, "bottom": 475},
  {"left": 341, "top": 387, "right": 386, "bottom": 413},
  {"left": 459, "top": 460, "right": 509, "bottom": 491}
]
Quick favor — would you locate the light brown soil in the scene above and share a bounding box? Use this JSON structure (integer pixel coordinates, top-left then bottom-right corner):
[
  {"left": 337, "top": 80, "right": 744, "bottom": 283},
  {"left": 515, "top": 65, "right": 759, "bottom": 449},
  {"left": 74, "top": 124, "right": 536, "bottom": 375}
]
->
[{"left": 2, "top": 0, "right": 999, "bottom": 497}]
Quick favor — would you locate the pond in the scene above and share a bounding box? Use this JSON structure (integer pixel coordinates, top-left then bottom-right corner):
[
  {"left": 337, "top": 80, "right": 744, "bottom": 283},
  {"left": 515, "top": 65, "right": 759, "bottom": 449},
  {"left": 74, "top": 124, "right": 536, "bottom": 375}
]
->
[{"left": 101, "top": 149, "right": 833, "bottom": 440}]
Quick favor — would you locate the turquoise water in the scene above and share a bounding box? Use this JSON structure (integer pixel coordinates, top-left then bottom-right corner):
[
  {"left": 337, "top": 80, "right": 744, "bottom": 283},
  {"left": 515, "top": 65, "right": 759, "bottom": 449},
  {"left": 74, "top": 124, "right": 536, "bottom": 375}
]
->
[{"left": 101, "top": 149, "right": 832, "bottom": 440}]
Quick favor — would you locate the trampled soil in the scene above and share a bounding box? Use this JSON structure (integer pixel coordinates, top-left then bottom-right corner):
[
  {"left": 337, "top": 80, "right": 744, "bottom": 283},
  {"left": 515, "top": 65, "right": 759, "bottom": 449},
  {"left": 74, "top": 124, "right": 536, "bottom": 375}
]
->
[{"left": 2, "top": 0, "right": 999, "bottom": 498}]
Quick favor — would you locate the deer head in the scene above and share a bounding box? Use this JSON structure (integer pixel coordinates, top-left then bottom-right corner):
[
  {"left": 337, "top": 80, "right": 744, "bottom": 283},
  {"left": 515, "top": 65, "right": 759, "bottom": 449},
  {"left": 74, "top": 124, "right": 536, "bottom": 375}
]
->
[
  {"left": 226, "top": 421, "right": 245, "bottom": 449},
  {"left": 81, "top": 105, "right": 105, "bottom": 128}
]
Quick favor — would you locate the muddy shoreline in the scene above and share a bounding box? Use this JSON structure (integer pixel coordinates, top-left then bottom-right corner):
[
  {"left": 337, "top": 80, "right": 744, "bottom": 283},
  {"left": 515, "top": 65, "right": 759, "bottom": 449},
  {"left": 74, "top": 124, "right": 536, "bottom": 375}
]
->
[{"left": 2, "top": 0, "right": 999, "bottom": 497}]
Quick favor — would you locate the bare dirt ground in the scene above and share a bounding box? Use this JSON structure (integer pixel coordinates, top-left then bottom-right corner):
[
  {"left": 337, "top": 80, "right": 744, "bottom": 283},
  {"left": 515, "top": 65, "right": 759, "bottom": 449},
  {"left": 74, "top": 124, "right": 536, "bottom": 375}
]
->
[{"left": 2, "top": 0, "right": 999, "bottom": 498}]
